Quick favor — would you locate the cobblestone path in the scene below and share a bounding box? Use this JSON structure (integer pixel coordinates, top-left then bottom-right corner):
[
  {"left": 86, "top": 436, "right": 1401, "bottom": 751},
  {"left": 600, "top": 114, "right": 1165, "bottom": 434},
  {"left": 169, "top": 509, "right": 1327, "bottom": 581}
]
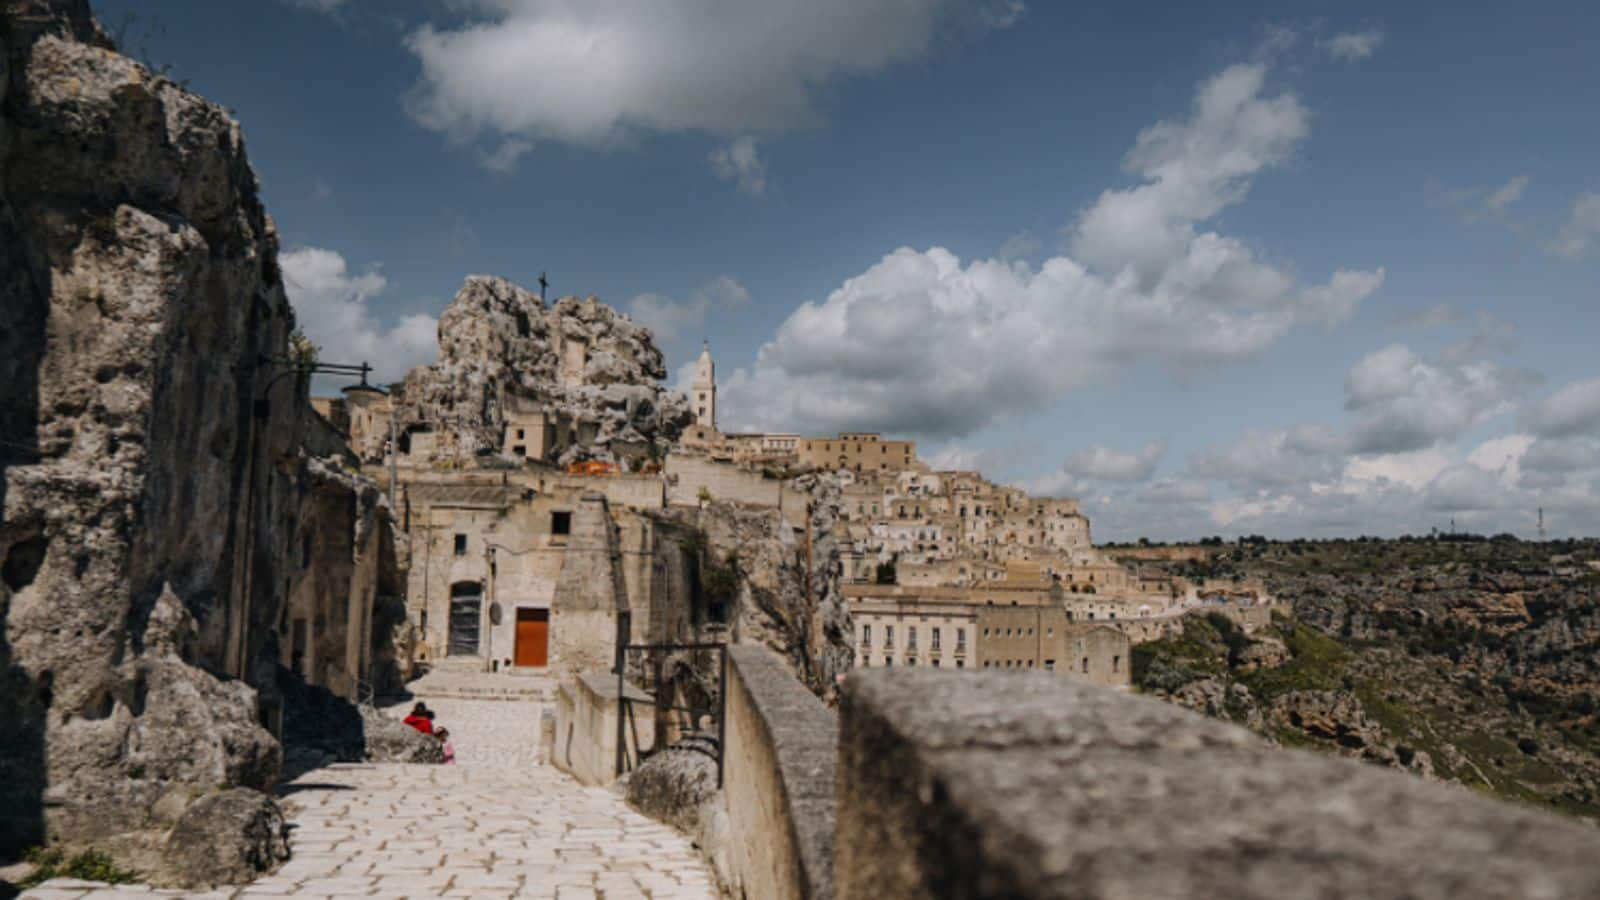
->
[{"left": 23, "top": 697, "right": 720, "bottom": 899}]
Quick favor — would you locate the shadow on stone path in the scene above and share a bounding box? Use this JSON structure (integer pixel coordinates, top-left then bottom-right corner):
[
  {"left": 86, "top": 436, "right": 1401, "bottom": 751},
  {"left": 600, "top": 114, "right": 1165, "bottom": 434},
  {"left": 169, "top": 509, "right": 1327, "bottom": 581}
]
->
[{"left": 23, "top": 698, "right": 720, "bottom": 900}]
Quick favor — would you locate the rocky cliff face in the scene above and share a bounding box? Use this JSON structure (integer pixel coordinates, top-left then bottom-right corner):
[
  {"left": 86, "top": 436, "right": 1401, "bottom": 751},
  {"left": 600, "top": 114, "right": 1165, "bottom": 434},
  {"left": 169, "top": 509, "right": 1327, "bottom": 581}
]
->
[
  {"left": 0, "top": 1, "right": 388, "bottom": 875},
  {"left": 1134, "top": 538, "right": 1600, "bottom": 822},
  {"left": 672, "top": 473, "right": 853, "bottom": 703},
  {"left": 389, "top": 276, "right": 691, "bottom": 468}
]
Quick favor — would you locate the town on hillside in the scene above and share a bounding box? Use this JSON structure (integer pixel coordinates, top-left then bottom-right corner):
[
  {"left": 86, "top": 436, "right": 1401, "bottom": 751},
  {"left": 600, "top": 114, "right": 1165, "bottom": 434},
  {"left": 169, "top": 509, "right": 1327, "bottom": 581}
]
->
[{"left": 302, "top": 282, "right": 1275, "bottom": 699}]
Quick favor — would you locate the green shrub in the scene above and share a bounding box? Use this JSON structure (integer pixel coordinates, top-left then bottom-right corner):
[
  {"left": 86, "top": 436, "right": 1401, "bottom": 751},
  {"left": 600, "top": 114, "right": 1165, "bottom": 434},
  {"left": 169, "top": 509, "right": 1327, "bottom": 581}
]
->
[{"left": 20, "top": 848, "right": 139, "bottom": 888}]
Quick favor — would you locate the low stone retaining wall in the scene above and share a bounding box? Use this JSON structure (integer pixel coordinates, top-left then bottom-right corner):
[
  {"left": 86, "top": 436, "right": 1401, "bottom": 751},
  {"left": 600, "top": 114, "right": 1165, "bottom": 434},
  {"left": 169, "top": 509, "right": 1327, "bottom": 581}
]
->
[
  {"left": 552, "top": 671, "right": 654, "bottom": 786},
  {"left": 836, "top": 669, "right": 1600, "bottom": 900},
  {"left": 721, "top": 645, "right": 837, "bottom": 900}
]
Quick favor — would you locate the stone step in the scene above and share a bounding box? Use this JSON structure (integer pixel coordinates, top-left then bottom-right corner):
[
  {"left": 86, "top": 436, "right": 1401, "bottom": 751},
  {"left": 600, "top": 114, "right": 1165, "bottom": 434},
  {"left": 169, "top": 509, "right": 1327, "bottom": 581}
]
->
[{"left": 401, "top": 669, "right": 557, "bottom": 702}]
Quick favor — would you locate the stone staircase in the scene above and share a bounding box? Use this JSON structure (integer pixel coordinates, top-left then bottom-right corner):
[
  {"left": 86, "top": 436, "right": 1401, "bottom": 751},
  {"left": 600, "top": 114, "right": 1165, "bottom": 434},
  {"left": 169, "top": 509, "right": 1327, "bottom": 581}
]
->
[{"left": 396, "top": 658, "right": 557, "bottom": 702}]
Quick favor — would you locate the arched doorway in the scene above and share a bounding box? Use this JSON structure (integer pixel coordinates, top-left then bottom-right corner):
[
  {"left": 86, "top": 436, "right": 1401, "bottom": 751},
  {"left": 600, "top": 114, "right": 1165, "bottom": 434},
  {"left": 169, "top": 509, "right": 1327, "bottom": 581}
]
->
[{"left": 448, "top": 582, "right": 482, "bottom": 656}]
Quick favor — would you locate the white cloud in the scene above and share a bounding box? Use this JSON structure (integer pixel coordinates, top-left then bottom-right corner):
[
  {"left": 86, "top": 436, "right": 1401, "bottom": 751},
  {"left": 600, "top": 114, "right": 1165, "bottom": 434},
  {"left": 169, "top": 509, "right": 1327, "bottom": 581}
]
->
[
  {"left": 996, "top": 230, "right": 1042, "bottom": 262},
  {"left": 1062, "top": 441, "right": 1167, "bottom": 482},
  {"left": 709, "top": 136, "right": 768, "bottom": 195},
  {"left": 925, "top": 442, "right": 1036, "bottom": 474},
  {"left": 1319, "top": 29, "right": 1385, "bottom": 61},
  {"left": 1069, "top": 64, "right": 1309, "bottom": 280},
  {"left": 283, "top": 0, "right": 347, "bottom": 14},
  {"left": 1192, "top": 425, "right": 1347, "bottom": 490},
  {"left": 280, "top": 247, "right": 439, "bottom": 389},
  {"left": 718, "top": 62, "right": 1383, "bottom": 437},
  {"left": 1522, "top": 435, "right": 1600, "bottom": 479},
  {"left": 1389, "top": 302, "right": 1464, "bottom": 329},
  {"left": 1343, "top": 343, "right": 1538, "bottom": 453},
  {"left": 1549, "top": 192, "right": 1600, "bottom": 260},
  {"left": 1523, "top": 376, "right": 1600, "bottom": 437},
  {"left": 626, "top": 275, "right": 750, "bottom": 347},
  {"left": 1429, "top": 174, "right": 1531, "bottom": 227},
  {"left": 1484, "top": 175, "right": 1531, "bottom": 215},
  {"left": 1015, "top": 469, "right": 1096, "bottom": 501},
  {"left": 478, "top": 139, "right": 532, "bottom": 174},
  {"left": 1345, "top": 447, "right": 1453, "bottom": 491},
  {"left": 1438, "top": 312, "right": 1518, "bottom": 365},
  {"left": 1136, "top": 478, "right": 1210, "bottom": 505},
  {"left": 403, "top": 0, "right": 1022, "bottom": 168}
]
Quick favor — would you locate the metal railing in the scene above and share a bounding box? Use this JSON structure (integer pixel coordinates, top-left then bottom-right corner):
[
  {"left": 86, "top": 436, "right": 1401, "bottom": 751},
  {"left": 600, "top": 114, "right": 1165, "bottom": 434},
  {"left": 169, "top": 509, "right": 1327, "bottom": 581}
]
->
[{"left": 615, "top": 641, "right": 728, "bottom": 788}]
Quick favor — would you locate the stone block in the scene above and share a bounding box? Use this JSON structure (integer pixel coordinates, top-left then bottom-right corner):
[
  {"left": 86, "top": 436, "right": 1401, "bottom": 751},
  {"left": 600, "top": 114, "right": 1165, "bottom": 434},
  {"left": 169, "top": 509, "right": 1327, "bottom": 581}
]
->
[{"left": 837, "top": 669, "right": 1600, "bottom": 900}]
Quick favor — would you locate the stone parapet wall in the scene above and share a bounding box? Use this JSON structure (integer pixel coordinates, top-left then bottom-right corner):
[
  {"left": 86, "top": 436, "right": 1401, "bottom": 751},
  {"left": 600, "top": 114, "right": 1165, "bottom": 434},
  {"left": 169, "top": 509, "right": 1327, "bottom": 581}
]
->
[
  {"left": 722, "top": 645, "right": 838, "bottom": 900},
  {"left": 552, "top": 671, "right": 654, "bottom": 787},
  {"left": 542, "top": 472, "right": 666, "bottom": 511},
  {"left": 666, "top": 454, "right": 810, "bottom": 522},
  {"left": 836, "top": 669, "right": 1600, "bottom": 900}
]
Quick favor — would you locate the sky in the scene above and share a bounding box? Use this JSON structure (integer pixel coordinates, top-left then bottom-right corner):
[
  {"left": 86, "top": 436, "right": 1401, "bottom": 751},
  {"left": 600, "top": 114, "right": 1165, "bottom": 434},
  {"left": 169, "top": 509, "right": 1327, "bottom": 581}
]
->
[{"left": 98, "top": 0, "right": 1600, "bottom": 541}]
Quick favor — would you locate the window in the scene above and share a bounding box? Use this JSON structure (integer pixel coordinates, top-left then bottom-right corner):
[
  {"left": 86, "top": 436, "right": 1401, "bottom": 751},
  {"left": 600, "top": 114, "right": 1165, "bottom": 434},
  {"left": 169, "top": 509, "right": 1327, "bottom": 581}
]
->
[
  {"left": 956, "top": 628, "right": 966, "bottom": 651},
  {"left": 1044, "top": 659, "right": 1055, "bottom": 672},
  {"left": 1082, "top": 658, "right": 1089, "bottom": 674},
  {"left": 1113, "top": 655, "right": 1121, "bottom": 673},
  {"left": 551, "top": 511, "right": 572, "bottom": 536},
  {"left": 885, "top": 626, "right": 894, "bottom": 647},
  {"left": 885, "top": 657, "right": 893, "bottom": 667},
  {"left": 956, "top": 660, "right": 964, "bottom": 669},
  {"left": 861, "top": 624, "right": 871, "bottom": 647},
  {"left": 932, "top": 628, "right": 941, "bottom": 651},
  {"left": 931, "top": 659, "right": 941, "bottom": 667},
  {"left": 517, "top": 428, "right": 526, "bottom": 439},
  {"left": 453, "top": 533, "right": 467, "bottom": 556},
  {"left": 908, "top": 627, "right": 917, "bottom": 649}
]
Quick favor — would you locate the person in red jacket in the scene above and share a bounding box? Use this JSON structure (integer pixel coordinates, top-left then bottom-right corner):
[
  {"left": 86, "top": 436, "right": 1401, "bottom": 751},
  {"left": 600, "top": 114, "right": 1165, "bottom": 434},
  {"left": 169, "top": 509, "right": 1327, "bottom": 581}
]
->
[{"left": 403, "top": 702, "right": 434, "bottom": 735}]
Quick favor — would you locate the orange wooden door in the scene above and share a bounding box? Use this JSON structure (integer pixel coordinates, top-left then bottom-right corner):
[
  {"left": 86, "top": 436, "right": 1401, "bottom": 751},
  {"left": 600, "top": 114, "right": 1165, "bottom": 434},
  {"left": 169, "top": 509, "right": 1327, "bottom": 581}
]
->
[{"left": 515, "top": 609, "right": 549, "bottom": 667}]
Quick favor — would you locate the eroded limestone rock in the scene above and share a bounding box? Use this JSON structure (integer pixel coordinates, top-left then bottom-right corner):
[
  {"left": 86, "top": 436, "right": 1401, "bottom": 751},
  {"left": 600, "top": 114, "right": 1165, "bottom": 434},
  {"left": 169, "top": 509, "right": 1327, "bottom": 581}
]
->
[
  {"left": 0, "top": 1, "right": 385, "bottom": 871},
  {"left": 385, "top": 278, "right": 691, "bottom": 468},
  {"left": 161, "top": 789, "right": 290, "bottom": 887},
  {"left": 686, "top": 473, "right": 853, "bottom": 702}
]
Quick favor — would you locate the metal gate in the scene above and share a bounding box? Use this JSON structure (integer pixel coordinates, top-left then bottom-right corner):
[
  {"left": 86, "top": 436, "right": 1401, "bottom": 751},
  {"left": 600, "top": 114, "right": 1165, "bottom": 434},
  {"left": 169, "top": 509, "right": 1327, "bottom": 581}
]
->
[
  {"left": 448, "top": 588, "right": 481, "bottom": 656},
  {"left": 615, "top": 641, "right": 727, "bottom": 787}
]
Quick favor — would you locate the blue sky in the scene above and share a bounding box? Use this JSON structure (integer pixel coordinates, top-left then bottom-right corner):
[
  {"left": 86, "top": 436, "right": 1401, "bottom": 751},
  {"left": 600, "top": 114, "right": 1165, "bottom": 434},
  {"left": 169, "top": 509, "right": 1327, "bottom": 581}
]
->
[{"left": 101, "top": 0, "right": 1600, "bottom": 540}]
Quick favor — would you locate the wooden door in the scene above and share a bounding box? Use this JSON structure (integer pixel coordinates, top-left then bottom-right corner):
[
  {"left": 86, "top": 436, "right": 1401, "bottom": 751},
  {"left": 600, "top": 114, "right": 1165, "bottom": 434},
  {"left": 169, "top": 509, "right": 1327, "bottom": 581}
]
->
[{"left": 514, "top": 608, "right": 549, "bottom": 668}]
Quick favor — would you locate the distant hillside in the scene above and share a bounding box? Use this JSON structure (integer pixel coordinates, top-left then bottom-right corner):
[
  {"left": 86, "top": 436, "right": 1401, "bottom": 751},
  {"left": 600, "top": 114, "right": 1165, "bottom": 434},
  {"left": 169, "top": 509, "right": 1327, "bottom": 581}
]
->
[{"left": 1129, "top": 537, "right": 1600, "bottom": 821}]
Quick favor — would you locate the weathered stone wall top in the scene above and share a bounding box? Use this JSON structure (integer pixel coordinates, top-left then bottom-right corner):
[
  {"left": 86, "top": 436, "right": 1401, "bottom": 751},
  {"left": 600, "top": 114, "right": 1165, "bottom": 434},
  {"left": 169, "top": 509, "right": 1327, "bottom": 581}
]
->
[
  {"left": 725, "top": 644, "right": 838, "bottom": 900},
  {"left": 576, "top": 670, "right": 650, "bottom": 703},
  {"left": 837, "top": 669, "right": 1600, "bottom": 900}
]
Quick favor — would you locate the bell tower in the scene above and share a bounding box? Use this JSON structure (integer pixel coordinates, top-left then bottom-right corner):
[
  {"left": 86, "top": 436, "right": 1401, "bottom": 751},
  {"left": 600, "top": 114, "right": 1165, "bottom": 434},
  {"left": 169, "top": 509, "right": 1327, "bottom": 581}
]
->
[{"left": 692, "top": 340, "right": 717, "bottom": 430}]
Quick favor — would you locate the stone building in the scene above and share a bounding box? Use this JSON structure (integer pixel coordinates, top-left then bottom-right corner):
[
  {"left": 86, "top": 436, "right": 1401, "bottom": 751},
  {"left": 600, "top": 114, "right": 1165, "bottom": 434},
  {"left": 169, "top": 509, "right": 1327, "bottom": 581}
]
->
[
  {"left": 844, "top": 584, "right": 1131, "bottom": 687},
  {"left": 799, "top": 432, "right": 918, "bottom": 474},
  {"left": 692, "top": 341, "right": 717, "bottom": 429},
  {"left": 394, "top": 476, "right": 653, "bottom": 680}
]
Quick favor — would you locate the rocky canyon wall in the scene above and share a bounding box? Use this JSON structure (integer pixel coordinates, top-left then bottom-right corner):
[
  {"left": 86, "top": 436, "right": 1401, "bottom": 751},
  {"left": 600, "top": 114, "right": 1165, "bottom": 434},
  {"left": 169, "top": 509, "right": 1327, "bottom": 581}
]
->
[{"left": 0, "top": 0, "right": 394, "bottom": 873}]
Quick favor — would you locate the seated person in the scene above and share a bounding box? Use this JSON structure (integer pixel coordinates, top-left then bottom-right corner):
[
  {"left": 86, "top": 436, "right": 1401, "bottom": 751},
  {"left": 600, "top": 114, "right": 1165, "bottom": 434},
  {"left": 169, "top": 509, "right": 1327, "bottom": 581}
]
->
[{"left": 402, "top": 702, "right": 434, "bottom": 735}]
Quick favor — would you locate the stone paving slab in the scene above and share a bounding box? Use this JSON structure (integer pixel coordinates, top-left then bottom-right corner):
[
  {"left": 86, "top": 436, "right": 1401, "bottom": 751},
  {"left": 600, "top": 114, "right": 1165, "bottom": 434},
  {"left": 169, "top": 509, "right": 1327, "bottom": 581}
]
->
[{"left": 24, "top": 698, "right": 719, "bottom": 900}]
